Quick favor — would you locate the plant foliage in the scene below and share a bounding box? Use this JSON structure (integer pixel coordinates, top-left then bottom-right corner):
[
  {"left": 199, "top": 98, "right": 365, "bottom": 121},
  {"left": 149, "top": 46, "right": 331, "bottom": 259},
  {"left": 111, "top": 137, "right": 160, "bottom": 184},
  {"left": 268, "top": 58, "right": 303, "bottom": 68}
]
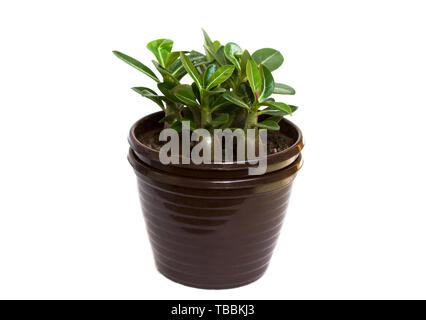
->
[{"left": 113, "top": 30, "right": 298, "bottom": 131}]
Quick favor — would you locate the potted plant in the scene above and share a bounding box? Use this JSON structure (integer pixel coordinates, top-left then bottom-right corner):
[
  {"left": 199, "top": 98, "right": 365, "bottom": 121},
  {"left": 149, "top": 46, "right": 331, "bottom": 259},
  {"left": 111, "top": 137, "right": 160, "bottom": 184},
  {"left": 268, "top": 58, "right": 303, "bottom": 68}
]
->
[{"left": 113, "top": 30, "right": 304, "bottom": 289}]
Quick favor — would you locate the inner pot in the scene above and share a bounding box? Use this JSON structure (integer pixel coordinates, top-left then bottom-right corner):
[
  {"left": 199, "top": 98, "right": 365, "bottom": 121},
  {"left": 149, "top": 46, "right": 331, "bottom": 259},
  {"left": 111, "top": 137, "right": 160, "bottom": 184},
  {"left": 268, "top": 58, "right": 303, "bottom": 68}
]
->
[{"left": 128, "top": 111, "right": 304, "bottom": 289}]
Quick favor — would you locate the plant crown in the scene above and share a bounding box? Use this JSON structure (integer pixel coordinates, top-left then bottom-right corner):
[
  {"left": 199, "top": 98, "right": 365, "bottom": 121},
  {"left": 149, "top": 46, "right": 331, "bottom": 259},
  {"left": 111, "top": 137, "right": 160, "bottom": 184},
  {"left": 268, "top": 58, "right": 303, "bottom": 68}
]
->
[{"left": 113, "top": 30, "right": 298, "bottom": 132}]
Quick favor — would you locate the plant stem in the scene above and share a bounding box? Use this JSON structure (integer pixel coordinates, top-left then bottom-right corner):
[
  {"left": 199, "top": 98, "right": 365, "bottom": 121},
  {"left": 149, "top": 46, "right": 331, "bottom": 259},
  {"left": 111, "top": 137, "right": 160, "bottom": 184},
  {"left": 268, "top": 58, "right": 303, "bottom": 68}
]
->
[
  {"left": 201, "top": 107, "right": 211, "bottom": 128},
  {"left": 245, "top": 110, "right": 258, "bottom": 130},
  {"left": 164, "top": 102, "right": 180, "bottom": 128},
  {"left": 200, "top": 91, "right": 211, "bottom": 128}
]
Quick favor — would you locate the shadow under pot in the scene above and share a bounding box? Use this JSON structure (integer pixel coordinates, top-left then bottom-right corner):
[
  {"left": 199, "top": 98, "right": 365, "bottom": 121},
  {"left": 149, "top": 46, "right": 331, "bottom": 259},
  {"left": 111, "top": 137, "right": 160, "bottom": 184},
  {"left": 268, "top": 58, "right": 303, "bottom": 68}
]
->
[{"left": 128, "top": 111, "right": 304, "bottom": 289}]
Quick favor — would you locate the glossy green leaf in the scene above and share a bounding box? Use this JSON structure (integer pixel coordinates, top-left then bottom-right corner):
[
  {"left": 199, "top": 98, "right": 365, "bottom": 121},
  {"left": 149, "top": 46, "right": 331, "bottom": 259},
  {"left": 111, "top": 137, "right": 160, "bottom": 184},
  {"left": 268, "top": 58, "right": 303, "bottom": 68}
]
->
[
  {"left": 256, "top": 119, "right": 280, "bottom": 131},
  {"left": 246, "top": 59, "right": 262, "bottom": 100},
  {"left": 157, "top": 82, "right": 181, "bottom": 103},
  {"left": 172, "top": 84, "right": 199, "bottom": 108},
  {"left": 224, "top": 42, "right": 243, "bottom": 71},
  {"left": 273, "top": 83, "right": 296, "bottom": 95},
  {"left": 211, "top": 102, "right": 232, "bottom": 113},
  {"left": 259, "top": 104, "right": 297, "bottom": 116},
  {"left": 202, "top": 29, "right": 214, "bottom": 48},
  {"left": 203, "top": 64, "right": 218, "bottom": 88},
  {"left": 216, "top": 46, "right": 229, "bottom": 66},
  {"left": 151, "top": 60, "right": 178, "bottom": 83},
  {"left": 240, "top": 50, "right": 251, "bottom": 76},
  {"left": 146, "top": 39, "right": 173, "bottom": 67},
  {"left": 210, "top": 96, "right": 232, "bottom": 112},
  {"left": 165, "top": 51, "right": 181, "bottom": 68},
  {"left": 203, "top": 87, "right": 226, "bottom": 96},
  {"left": 222, "top": 91, "right": 250, "bottom": 110},
  {"left": 262, "top": 101, "right": 293, "bottom": 115},
  {"left": 259, "top": 65, "right": 275, "bottom": 102},
  {"left": 288, "top": 105, "right": 298, "bottom": 113},
  {"left": 209, "top": 113, "right": 229, "bottom": 127},
  {"left": 213, "top": 40, "right": 221, "bottom": 51},
  {"left": 252, "top": 48, "right": 284, "bottom": 71},
  {"left": 236, "top": 82, "right": 254, "bottom": 105},
  {"left": 258, "top": 106, "right": 287, "bottom": 116},
  {"left": 267, "top": 116, "right": 284, "bottom": 122},
  {"left": 170, "top": 51, "right": 206, "bottom": 79},
  {"left": 132, "top": 87, "right": 165, "bottom": 111},
  {"left": 180, "top": 52, "right": 202, "bottom": 90},
  {"left": 112, "top": 51, "right": 159, "bottom": 82},
  {"left": 202, "top": 29, "right": 216, "bottom": 61},
  {"left": 206, "top": 65, "right": 235, "bottom": 90},
  {"left": 191, "top": 82, "right": 201, "bottom": 102}
]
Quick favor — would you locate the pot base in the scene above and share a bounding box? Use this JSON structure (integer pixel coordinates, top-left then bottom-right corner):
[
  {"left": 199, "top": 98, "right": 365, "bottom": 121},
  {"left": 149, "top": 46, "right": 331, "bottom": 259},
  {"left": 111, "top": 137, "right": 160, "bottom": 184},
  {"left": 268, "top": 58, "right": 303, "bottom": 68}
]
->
[{"left": 157, "top": 266, "right": 267, "bottom": 290}]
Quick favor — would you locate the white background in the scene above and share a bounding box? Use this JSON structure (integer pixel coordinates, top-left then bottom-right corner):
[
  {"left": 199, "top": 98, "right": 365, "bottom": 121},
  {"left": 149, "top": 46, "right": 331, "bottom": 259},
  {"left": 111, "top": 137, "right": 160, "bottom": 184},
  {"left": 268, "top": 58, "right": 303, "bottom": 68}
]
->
[{"left": 0, "top": 0, "right": 425, "bottom": 299}]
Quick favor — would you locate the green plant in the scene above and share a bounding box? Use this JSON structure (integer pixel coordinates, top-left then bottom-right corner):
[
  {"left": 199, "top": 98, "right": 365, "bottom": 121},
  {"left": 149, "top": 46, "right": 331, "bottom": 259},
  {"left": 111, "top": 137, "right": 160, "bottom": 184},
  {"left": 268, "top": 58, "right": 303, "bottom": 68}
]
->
[
  {"left": 113, "top": 30, "right": 298, "bottom": 132},
  {"left": 113, "top": 40, "right": 207, "bottom": 125}
]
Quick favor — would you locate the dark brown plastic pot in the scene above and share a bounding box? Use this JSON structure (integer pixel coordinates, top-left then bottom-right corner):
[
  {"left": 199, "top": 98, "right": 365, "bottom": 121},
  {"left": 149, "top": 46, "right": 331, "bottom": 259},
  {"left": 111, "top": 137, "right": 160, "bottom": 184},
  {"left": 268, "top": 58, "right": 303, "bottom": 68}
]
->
[{"left": 128, "top": 112, "right": 304, "bottom": 289}]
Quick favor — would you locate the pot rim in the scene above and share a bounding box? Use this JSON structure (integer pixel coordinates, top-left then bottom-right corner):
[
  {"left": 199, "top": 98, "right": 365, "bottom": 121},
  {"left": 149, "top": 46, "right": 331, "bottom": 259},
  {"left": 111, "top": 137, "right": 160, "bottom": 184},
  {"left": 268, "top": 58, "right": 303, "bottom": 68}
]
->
[
  {"left": 128, "top": 148, "right": 303, "bottom": 190},
  {"left": 128, "top": 111, "right": 304, "bottom": 172}
]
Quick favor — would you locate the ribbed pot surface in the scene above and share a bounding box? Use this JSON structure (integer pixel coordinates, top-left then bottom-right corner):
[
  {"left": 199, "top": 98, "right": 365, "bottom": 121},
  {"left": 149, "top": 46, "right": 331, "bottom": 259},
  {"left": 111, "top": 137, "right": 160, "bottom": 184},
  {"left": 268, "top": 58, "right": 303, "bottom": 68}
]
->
[{"left": 129, "top": 150, "right": 301, "bottom": 289}]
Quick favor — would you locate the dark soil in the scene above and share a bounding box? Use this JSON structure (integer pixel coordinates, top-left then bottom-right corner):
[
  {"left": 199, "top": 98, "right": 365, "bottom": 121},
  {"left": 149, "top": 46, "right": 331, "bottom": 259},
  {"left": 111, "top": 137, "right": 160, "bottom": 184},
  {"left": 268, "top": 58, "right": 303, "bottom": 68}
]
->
[{"left": 139, "top": 129, "right": 293, "bottom": 156}]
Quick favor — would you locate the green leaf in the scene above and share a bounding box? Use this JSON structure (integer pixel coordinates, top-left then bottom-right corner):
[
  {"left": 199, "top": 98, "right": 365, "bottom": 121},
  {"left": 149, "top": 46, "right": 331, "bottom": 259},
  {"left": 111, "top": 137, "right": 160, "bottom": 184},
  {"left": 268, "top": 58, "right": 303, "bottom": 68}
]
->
[
  {"left": 165, "top": 51, "right": 181, "bottom": 68},
  {"left": 202, "top": 29, "right": 216, "bottom": 61},
  {"left": 268, "top": 116, "right": 284, "bottom": 122},
  {"left": 170, "top": 51, "right": 206, "bottom": 79},
  {"left": 213, "top": 40, "right": 221, "bottom": 51},
  {"left": 203, "top": 87, "right": 226, "bottom": 96},
  {"left": 273, "top": 83, "right": 296, "bottom": 95},
  {"left": 252, "top": 48, "right": 284, "bottom": 71},
  {"left": 206, "top": 65, "right": 235, "bottom": 90},
  {"left": 216, "top": 46, "right": 229, "bottom": 66},
  {"left": 209, "top": 113, "right": 229, "bottom": 127},
  {"left": 203, "top": 64, "right": 218, "bottom": 88},
  {"left": 259, "top": 65, "right": 275, "bottom": 102},
  {"left": 132, "top": 87, "right": 165, "bottom": 111},
  {"left": 259, "top": 104, "right": 297, "bottom": 116},
  {"left": 151, "top": 60, "right": 178, "bottom": 83},
  {"left": 191, "top": 82, "right": 201, "bottom": 102},
  {"left": 157, "top": 82, "right": 181, "bottom": 103},
  {"left": 222, "top": 91, "right": 250, "bottom": 110},
  {"left": 211, "top": 102, "right": 232, "bottom": 113},
  {"left": 172, "top": 84, "right": 199, "bottom": 108},
  {"left": 146, "top": 39, "right": 173, "bottom": 68},
  {"left": 236, "top": 82, "right": 254, "bottom": 105},
  {"left": 262, "top": 101, "right": 293, "bottom": 115},
  {"left": 288, "top": 105, "right": 298, "bottom": 113},
  {"left": 258, "top": 106, "right": 288, "bottom": 116},
  {"left": 202, "top": 29, "right": 214, "bottom": 48},
  {"left": 210, "top": 96, "right": 232, "bottom": 112},
  {"left": 112, "top": 51, "right": 159, "bottom": 82},
  {"left": 180, "top": 52, "right": 202, "bottom": 90},
  {"left": 240, "top": 50, "right": 251, "bottom": 77},
  {"left": 224, "top": 42, "right": 243, "bottom": 71},
  {"left": 246, "top": 59, "right": 262, "bottom": 100},
  {"left": 256, "top": 119, "right": 280, "bottom": 131}
]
